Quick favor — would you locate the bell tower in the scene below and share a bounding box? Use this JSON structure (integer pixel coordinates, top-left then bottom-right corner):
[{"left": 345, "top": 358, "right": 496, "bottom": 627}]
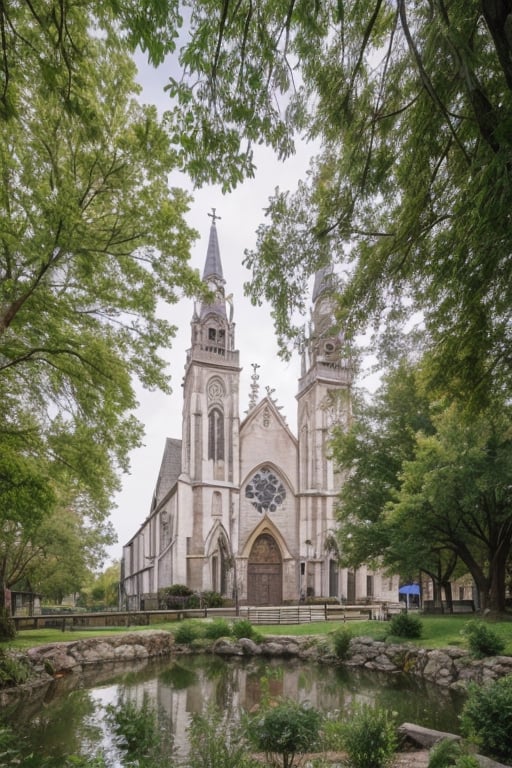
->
[
  {"left": 296, "top": 265, "right": 352, "bottom": 598},
  {"left": 181, "top": 211, "right": 241, "bottom": 590}
]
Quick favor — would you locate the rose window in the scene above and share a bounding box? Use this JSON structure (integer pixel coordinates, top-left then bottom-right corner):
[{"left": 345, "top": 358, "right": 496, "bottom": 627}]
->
[{"left": 245, "top": 467, "right": 286, "bottom": 513}]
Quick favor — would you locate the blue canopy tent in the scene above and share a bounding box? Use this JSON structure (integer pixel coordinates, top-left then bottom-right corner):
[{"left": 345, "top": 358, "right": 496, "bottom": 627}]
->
[{"left": 399, "top": 583, "right": 421, "bottom": 609}]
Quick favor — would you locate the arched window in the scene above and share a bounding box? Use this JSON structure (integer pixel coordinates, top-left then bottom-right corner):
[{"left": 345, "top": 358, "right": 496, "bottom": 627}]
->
[{"left": 208, "top": 408, "right": 224, "bottom": 461}]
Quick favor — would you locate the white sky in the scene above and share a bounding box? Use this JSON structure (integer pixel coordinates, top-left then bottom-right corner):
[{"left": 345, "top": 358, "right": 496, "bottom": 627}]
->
[{"left": 107, "top": 56, "right": 315, "bottom": 562}]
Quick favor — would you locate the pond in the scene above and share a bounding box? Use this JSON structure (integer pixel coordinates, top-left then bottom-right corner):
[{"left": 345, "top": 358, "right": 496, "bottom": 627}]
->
[{"left": 2, "top": 655, "right": 466, "bottom": 766}]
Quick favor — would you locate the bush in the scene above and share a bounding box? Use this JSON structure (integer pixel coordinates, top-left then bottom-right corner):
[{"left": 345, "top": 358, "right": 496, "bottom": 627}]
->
[
  {"left": 106, "top": 692, "right": 174, "bottom": 767},
  {"left": 428, "top": 738, "right": 464, "bottom": 768},
  {"left": 462, "top": 621, "right": 505, "bottom": 658},
  {"left": 0, "top": 650, "right": 31, "bottom": 688},
  {"left": 232, "top": 618, "right": 258, "bottom": 640},
  {"left": 460, "top": 675, "right": 512, "bottom": 763},
  {"left": 203, "top": 618, "right": 232, "bottom": 640},
  {"left": 173, "top": 620, "right": 203, "bottom": 644},
  {"left": 200, "top": 590, "right": 224, "bottom": 608},
  {"left": 246, "top": 699, "right": 322, "bottom": 768},
  {"left": 331, "top": 627, "right": 352, "bottom": 660},
  {"left": 341, "top": 704, "right": 397, "bottom": 768},
  {"left": 388, "top": 612, "right": 422, "bottom": 639},
  {"left": 188, "top": 704, "right": 257, "bottom": 768},
  {"left": 159, "top": 584, "right": 194, "bottom": 609}
]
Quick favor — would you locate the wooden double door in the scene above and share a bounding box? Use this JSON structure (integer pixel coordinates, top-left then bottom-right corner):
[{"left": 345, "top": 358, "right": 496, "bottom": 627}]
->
[{"left": 247, "top": 533, "right": 282, "bottom": 605}]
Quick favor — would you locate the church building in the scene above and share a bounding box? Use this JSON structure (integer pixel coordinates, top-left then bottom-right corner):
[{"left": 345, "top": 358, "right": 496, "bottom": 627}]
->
[{"left": 121, "top": 218, "right": 398, "bottom": 609}]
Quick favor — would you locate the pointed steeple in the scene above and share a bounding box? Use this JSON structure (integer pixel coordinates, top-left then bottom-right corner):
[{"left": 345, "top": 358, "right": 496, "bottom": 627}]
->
[
  {"left": 202, "top": 210, "right": 224, "bottom": 282},
  {"left": 312, "top": 264, "right": 334, "bottom": 303},
  {"left": 200, "top": 209, "right": 227, "bottom": 320}
]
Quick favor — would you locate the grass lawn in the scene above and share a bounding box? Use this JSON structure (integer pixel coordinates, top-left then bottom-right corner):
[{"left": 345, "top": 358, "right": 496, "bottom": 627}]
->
[{"left": 2, "top": 614, "right": 512, "bottom": 654}]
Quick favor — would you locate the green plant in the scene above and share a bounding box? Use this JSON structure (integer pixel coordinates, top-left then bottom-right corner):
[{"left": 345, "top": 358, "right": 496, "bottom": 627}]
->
[
  {"left": 460, "top": 675, "right": 512, "bottom": 763},
  {"left": 331, "top": 627, "right": 352, "bottom": 660},
  {"left": 159, "top": 584, "right": 195, "bottom": 609},
  {"left": 200, "top": 590, "right": 225, "bottom": 608},
  {"left": 428, "top": 738, "right": 463, "bottom": 768},
  {"left": 232, "top": 619, "right": 258, "bottom": 640},
  {"left": 462, "top": 621, "right": 505, "bottom": 658},
  {"left": 246, "top": 699, "right": 322, "bottom": 768},
  {"left": 388, "top": 612, "right": 422, "bottom": 639},
  {"left": 106, "top": 692, "right": 175, "bottom": 767},
  {"left": 188, "top": 703, "right": 257, "bottom": 768},
  {"left": 0, "top": 650, "right": 31, "bottom": 688},
  {"left": 203, "top": 618, "right": 232, "bottom": 640},
  {"left": 454, "top": 756, "right": 480, "bottom": 768},
  {"left": 173, "top": 620, "right": 204, "bottom": 644},
  {"left": 341, "top": 704, "right": 397, "bottom": 768}
]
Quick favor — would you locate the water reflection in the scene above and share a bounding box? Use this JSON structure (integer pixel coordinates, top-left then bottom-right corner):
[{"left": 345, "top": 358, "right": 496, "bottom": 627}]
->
[{"left": 3, "top": 655, "right": 465, "bottom": 765}]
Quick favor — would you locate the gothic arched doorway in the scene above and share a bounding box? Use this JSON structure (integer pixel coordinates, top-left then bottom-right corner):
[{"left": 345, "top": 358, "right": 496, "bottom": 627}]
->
[{"left": 247, "top": 533, "right": 282, "bottom": 605}]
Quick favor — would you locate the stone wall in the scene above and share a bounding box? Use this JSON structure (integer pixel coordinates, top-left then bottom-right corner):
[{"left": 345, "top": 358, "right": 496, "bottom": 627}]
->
[{"left": 2, "top": 629, "right": 512, "bottom": 709}]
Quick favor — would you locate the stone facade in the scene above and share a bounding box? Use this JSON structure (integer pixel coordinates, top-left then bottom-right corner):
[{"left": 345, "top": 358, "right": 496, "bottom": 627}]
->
[{"left": 120, "top": 221, "right": 399, "bottom": 610}]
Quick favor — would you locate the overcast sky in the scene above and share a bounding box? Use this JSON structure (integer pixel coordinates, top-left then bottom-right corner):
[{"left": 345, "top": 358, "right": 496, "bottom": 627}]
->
[{"left": 107, "top": 55, "right": 316, "bottom": 561}]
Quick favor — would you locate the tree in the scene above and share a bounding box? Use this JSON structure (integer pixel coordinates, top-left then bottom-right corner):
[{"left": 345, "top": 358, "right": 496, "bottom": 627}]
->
[
  {"left": 0, "top": 1, "right": 204, "bottom": 610},
  {"left": 1, "top": 502, "right": 115, "bottom": 606},
  {"left": 334, "top": 360, "right": 512, "bottom": 612},
  {"left": 165, "top": 2, "right": 512, "bottom": 403},
  {"left": 387, "top": 402, "right": 512, "bottom": 612}
]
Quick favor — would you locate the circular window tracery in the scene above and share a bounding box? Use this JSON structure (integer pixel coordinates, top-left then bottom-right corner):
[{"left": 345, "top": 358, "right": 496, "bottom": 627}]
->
[{"left": 245, "top": 467, "right": 286, "bottom": 513}]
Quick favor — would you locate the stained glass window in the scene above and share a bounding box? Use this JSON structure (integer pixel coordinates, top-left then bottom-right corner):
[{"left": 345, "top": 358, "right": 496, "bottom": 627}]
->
[{"left": 245, "top": 467, "right": 286, "bottom": 513}]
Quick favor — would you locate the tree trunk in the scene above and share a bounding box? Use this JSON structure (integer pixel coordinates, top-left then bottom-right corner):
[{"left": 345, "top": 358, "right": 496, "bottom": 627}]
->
[{"left": 442, "top": 580, "right": 453, "bottom": 614}]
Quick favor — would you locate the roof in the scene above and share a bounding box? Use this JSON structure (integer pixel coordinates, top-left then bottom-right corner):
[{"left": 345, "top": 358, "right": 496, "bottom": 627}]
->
[
  {"left": 202, "top": 222, "right": 224, "bottom": 281},
  {"left": 153, "top": 438, "right": 182, "bottom": 505},
  {"left": 312, "top": 264, "right": 334, "bottom": 303}
]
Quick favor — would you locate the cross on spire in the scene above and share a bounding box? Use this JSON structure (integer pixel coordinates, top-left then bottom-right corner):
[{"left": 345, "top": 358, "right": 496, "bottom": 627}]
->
[{"left": 208, "top": 207, "right": 221, "bottom": 225}]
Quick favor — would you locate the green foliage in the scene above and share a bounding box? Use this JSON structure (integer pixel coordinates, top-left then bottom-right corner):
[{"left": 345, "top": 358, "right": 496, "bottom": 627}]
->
[
  {"left": 462, "top": 621, "right": 506, "bottom": 659},
  {"left": 246, "top": 699, "right": 322, "bottom": 768},
  {"left": 203, "top": 619, "right": 232, "bottom": 640},
  {"left": 0, "top": 650, "right": 31, "bottom": 688},
  {"left": 159, "top": 584, "right": 194, "bottom": 608},
  {"left": 341, "top": 705, "right": 397, "bottom": 768},
  {"left": 200, "top": 591, "right": 225, "bottom": 608},
  {"left": 331, "top": 627, "right": 352, "bottom": 660},
  {"left": 389, "top": 613, "right": 422, "bottom": 639},
  {"left": 0, "top": 0, "right": 203, "bottom": 610},
  {"left": 173, "top": 620, "right": 204, "bottom": 645},
  {"left": 428, "top": 739, "right": 464, "bottom": 768},
  {"left": 106, "top": 692, "right": 174, "bottom": 767},
  {"left": 188, "top": 704, "right": 257, "bottom": 768},
  {"left": 232, "top": 619, "right": 258, "bottom": 641},
  {"left": 460, "top": 675, "right": 512, "bottom": 763}
]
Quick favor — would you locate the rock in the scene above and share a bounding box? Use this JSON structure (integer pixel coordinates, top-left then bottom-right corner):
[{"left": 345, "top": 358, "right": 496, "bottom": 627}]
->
[{"left": 398, "top": 723, "right": 460, "bottom": 748}]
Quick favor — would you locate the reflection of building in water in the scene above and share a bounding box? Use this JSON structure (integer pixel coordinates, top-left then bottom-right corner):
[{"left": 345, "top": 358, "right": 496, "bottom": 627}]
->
[{"left": 121, "top": 217, "right": 398, "bottom": 609}]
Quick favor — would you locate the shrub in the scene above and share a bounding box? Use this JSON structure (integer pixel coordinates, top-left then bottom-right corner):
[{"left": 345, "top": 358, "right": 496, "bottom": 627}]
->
[
  {"left": 200, "top": 590, "right": 224, "bottom": 608},
  {"left": 106, "top": 692, "right": 174, "bottom": 767},
  {"left": 428, "top": 738, "right": 464, "bottom": 768},
  {"left": 460, "top": 675, "right": 512, "bottom": 763},
  {"left": 159, "top": 584, "right": 194, "bottom": 609},
  {"left": 173, "top": 620, "right": 203, "bottom": 644},
  {"left": 462, "top": 621, "right": 505, "bottom": 659},
  {"left": 0, "top": 650, "right": 31, "bottom": 688},
  {"left": 331, "top": 627, "right": 352, "bottom": 660},
  {"left": 341, "top": 704, "right": 397, "bottom": 768},
  {"left": 203, "top": 618, "right": 232, "bottom": 640},
  {"left": 246, "top": 699, "right": 322, "bottom": 768},
  {"left": 188, "top": 703, "right": 257, "bottom": 768},
  {"left": 388, "top": 612, "right": 422, "bottom": 639},
  {"left": 232, "top": 618, "right": 257, "bottom": 640}
]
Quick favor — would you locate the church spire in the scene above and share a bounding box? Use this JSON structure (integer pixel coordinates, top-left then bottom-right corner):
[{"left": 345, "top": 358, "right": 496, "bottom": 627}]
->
[
  {"left": 202, "top": 208, "right": 224, "bottom": 282},
  {"left": 200, "top": 209, "right": 227, "bottom": 320}
]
